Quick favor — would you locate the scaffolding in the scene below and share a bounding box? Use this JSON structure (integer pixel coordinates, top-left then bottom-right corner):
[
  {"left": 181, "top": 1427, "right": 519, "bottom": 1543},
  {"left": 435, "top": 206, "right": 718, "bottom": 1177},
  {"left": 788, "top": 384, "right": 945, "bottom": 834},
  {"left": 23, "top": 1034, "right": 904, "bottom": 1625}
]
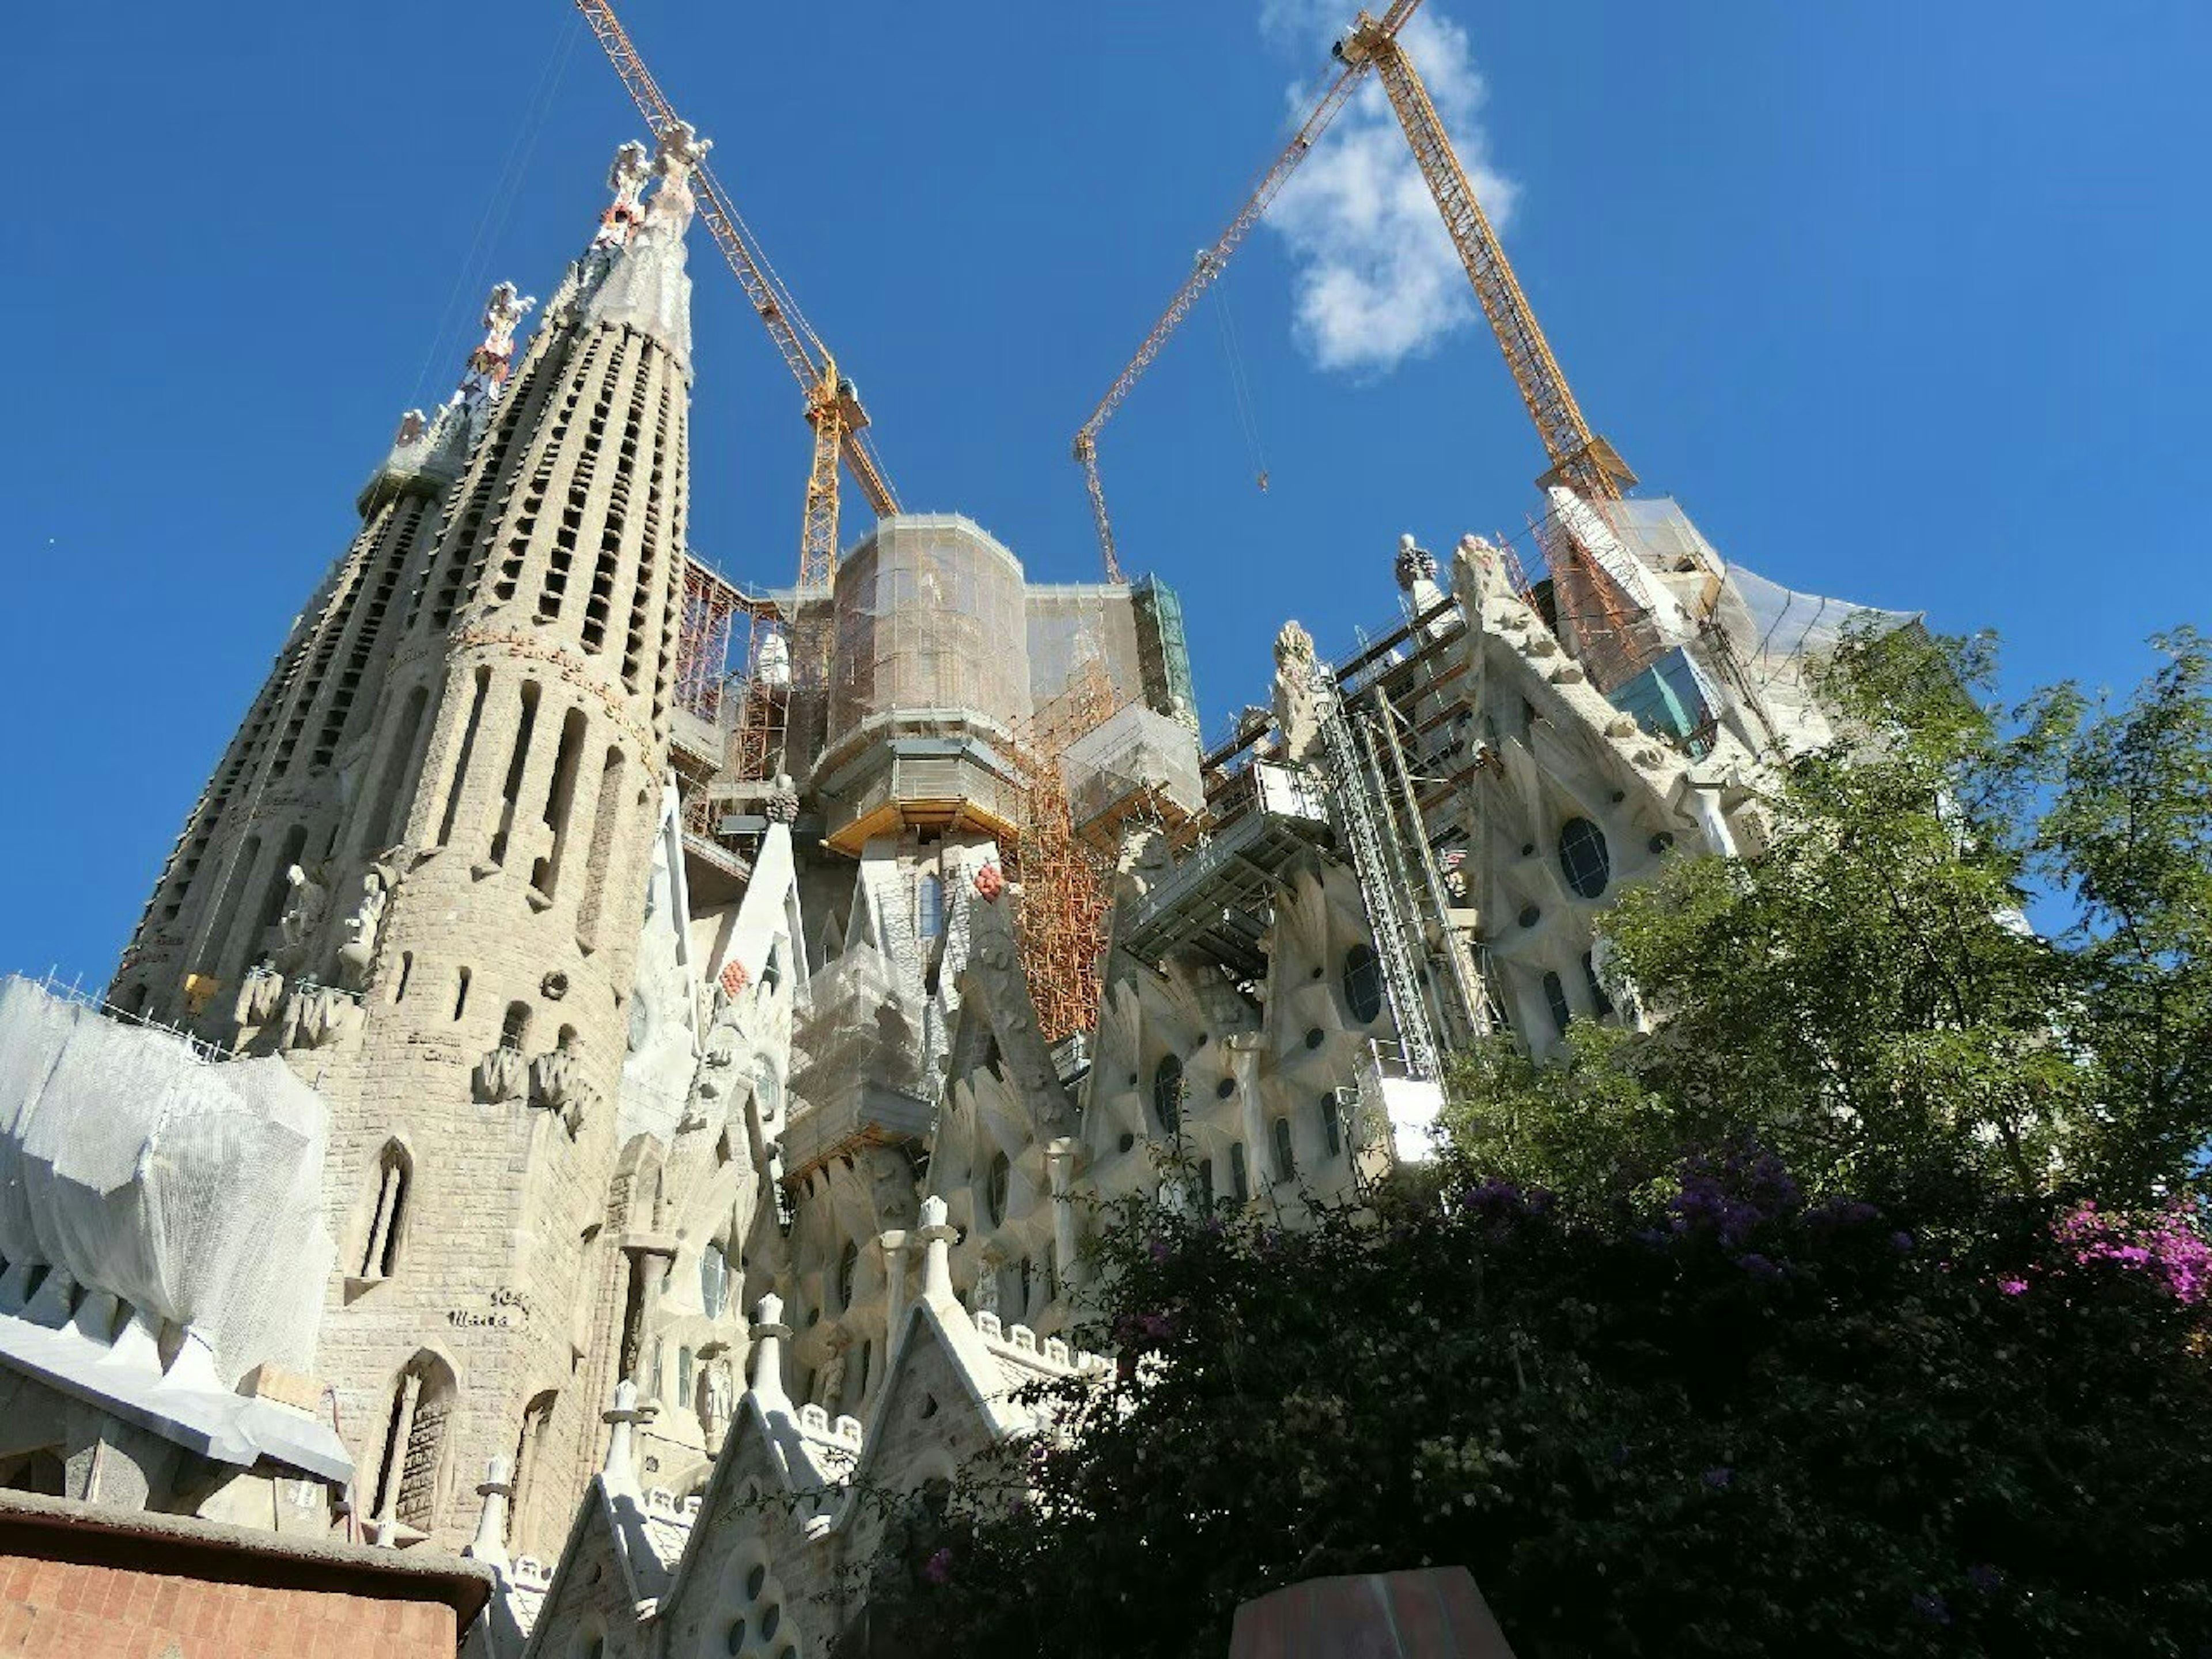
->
[{"left": 1006, "top": 659, "right": 1122, "bottom": 1046}]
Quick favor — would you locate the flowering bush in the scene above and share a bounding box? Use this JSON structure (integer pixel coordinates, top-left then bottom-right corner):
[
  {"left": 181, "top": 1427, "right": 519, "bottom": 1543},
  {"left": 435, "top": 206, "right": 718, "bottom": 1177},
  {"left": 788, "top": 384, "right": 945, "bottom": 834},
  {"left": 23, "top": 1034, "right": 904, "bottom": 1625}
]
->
[{"left": 850, "top": 1155, "right": 2212, "bottom": 1658}]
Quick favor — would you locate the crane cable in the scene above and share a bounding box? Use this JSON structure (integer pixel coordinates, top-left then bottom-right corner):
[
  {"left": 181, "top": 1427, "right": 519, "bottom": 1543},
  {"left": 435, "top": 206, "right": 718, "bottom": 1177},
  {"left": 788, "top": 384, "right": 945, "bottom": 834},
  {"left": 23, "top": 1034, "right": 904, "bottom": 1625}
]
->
[
  {"left": 408, "top": 12, "right": 583, "bottom": 412},
  {"left": 1209, "top": 270, "right": 1270, "bottom": 493}
]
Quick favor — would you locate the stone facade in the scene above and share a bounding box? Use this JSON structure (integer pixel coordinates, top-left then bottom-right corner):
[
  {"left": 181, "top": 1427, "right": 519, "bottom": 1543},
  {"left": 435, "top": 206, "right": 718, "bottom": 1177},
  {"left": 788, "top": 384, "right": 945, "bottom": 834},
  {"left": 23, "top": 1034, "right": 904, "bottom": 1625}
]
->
[{"left": 0, "top": 108, "right": 1915, "bottom": 1659}]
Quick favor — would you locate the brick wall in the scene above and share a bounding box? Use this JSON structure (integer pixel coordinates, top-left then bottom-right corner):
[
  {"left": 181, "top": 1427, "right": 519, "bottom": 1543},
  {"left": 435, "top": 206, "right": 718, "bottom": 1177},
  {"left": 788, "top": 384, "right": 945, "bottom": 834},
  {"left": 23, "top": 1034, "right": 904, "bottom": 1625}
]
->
[
  {"left": 0, "top": 1492, "right": 490, "bottom": 1659},
  {"left": 0, "top": 1555, "right": 456, "bottom": 1658}
]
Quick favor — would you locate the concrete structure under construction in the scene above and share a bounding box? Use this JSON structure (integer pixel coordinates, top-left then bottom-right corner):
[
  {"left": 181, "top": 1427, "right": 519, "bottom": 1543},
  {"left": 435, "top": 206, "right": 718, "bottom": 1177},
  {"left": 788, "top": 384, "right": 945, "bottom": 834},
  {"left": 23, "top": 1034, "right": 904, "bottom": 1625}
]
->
[{"left": 0, "top": 125, "right": 1911, "bottom": 1658}]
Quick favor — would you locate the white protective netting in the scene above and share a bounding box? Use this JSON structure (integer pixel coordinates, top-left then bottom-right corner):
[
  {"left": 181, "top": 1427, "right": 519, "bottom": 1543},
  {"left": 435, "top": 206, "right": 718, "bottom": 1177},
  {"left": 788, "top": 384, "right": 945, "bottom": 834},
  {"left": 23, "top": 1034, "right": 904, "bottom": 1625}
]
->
[
  {"left": 1603, "top": 497, "right": 1921, "bottom": 747},
  {"left": 827, "top": 516, "right": 1032, "bottom": 747},
  {"left": 0, "top": 977, "right": 333, "bottom": 1384}
]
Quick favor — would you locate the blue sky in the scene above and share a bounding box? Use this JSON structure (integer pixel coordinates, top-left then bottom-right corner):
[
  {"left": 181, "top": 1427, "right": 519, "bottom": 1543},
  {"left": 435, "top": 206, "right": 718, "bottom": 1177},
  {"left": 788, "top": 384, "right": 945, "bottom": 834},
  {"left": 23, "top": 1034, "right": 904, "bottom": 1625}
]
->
[{"left": 3, "top": 1, "right": 2205, "bottom": 979}]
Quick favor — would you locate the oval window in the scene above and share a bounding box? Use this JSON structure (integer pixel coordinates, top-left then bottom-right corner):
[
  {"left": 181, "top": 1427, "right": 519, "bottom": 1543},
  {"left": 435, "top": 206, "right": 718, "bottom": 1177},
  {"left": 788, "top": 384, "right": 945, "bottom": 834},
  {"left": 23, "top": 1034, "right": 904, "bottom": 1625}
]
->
[
  {"left": 1151, "top": 1054, "right": 1183, "bottom": 1134},
  {"left": 1558, "top": 818, "right": 1611, "bottom": 899},
  {"left": 1342, "top": 944, "right": 1384, "bottom": 1024}
]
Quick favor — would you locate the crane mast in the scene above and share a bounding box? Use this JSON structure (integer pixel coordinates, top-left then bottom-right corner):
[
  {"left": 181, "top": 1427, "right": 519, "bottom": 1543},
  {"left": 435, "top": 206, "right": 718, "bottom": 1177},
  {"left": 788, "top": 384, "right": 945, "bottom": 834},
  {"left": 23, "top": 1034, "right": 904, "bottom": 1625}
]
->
[
  {"left": 574, "top": 0, "right": 897, "bottom": 589},
  {"left": 1335, "top": 12, "right": 1633, "bottom": 506}
]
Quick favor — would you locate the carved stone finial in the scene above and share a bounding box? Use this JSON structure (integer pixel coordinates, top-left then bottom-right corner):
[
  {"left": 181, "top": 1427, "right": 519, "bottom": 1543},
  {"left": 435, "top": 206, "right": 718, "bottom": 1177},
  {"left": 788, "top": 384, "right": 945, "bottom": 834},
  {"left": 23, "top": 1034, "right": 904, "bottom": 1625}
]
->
[
  {"left": 756, "top": 630, "right": 791, "bottom": 689},
  {"left": 972, "top": 863, "right": 1005, "bottom": 903},
  {"left": 465, "top": 1457, "right": 513, "bottom": 1565},
  {"left": 763, "top": 774, "right": 800, "bottom": 825},
  {"left": 601, "top": 1380, "right": 642, "bottom": 1494},
  {"left": 917, "top": 1195, "right": 957, "bottom": 1303},
  {"left": 454, "top": 282, "right": 537, "bottom": 407},
  {"left": 591, "top": 139, "right": 653, "bottom": 252},
  {"left": 1395, "top": 532, "right": 1438, "bottom": 591},
  {"left": 643, "top": 120, "right": 713, "bottom": 235},
  {"left": 1271, "top": 621, "right": 1325, "bottom": 765}
]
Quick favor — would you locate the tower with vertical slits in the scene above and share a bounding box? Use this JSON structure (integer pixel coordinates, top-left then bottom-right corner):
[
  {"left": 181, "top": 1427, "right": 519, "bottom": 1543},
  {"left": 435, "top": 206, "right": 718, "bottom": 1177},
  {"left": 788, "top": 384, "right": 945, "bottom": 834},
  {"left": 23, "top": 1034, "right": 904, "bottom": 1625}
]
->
[{"left": 105, "top": 131, "right": 705, "bottom": 1546}]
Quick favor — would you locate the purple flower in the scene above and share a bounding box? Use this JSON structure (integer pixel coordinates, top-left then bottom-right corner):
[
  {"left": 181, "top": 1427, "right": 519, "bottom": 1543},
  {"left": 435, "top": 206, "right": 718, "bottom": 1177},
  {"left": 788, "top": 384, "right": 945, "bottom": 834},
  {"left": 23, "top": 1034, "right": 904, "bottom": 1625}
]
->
[
  {"left": 923, "top": 1547, "right": 954, "bottom": 1586},
  {"left": 1890, "top": 1231, "right": 1915, "bottom": 1253},
  {"left": 1998, "top": 1276, "right": 2029, "bottom": 1297},
  {"left": 1911, "top": 1591, "right": 1950, "bottom": 1625},
  {"left": 1702, "top": 1467, "right": 1732, "bottom": 1490},
  {"left": 1738, "top": 1252, "right": 1785, "bottom": 1282},
  {"left": 1967, "top": 1563, "right": 2003, "bottom": 1594},
  {"left": 1147, "top": 1236, "right": 1172, "bottom": 1264}
]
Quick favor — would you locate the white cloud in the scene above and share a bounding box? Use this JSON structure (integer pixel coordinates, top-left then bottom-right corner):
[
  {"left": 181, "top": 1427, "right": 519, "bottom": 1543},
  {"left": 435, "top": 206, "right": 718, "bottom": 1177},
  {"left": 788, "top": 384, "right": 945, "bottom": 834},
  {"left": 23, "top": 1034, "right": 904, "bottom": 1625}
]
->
[{"left": 1256, "top": 3, "right": 1518, "bottom": 377}]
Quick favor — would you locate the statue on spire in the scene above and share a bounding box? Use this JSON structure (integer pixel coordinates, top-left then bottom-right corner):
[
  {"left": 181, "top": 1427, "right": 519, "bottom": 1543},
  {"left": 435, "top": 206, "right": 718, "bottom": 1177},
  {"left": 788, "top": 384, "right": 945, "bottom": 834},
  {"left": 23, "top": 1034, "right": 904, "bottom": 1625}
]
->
[
  {"left": 589, "top": 139, "right": 652, "bottom": 253},
  {"left": 643, "top": 120, "right": 713, "bottom": 236},
  {"left": 454, "top": 281, "right": 537, "bottom": 407}
]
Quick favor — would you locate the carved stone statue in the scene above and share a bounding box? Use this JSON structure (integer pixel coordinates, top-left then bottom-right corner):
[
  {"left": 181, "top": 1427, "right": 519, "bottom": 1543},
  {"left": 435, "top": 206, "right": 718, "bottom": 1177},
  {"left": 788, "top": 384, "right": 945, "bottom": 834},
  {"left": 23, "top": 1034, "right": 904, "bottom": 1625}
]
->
[
  {"left": 529, "top": 1032, "right": 597, "bottom": 1134},
  {"left": 756, "top": 630, "right": 791, "bottom": 690},
  {"left": 1453, "top": 532, "right": 1513, "bottom": 613},
  {"left": 392, "top": 408, "right": 427, "bottom": 446},
  {"left": 591, "top": 139, "right": 652, "bottom": 251},
  {"left": 972, "top": 1263, "right": 1002, "bottom": 1319},
  {"left": 811, "top": 1335, "right": 848, "bottom": 1411},
  {"left": 703, "top": 1356, "right": 734, "bottom": 1442},
  {"left": 472, "top": 1044, "right": 528, "bottom": 1105},
  {"left": 274, "top": 862, "right": 328, "bottom": 975},
  {"left": 1395, "top": 532, "right": 1440, "bottom": 592},
  {"left": 1271, "top": 620, "right": 1324, "bottom": 764},
  {"left": 334, "top": 865, "right": 393, "bottom": 991}
]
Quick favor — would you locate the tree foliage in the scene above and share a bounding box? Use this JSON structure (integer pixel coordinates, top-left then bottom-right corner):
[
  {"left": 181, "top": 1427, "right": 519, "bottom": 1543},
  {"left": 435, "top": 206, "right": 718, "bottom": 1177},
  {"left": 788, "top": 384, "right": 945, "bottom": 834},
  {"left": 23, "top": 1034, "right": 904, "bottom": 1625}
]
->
[{"left": 847, "top": 629, "right": 2212, "bottom": 1658}]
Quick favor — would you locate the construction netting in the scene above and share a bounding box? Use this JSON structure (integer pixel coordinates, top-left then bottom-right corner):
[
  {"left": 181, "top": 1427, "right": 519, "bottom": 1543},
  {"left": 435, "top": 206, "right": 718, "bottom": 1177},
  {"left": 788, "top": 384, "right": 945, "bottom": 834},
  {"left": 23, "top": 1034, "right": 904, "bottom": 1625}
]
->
[
  {"left": 1027, "top": 586, "right": 1147, "bottom": 716},
  {"left": 1061, "top": 703, "right": 1205, "bottom": 833},
  {"left": 0, "top": 977, "right": 332, "bottom": 1383},
  {"left": 1599, "top": 496, "right": 1922, "bottom": 751},
  {"left": 827, "top": 516, "right": 1031, "bottom": 749}
]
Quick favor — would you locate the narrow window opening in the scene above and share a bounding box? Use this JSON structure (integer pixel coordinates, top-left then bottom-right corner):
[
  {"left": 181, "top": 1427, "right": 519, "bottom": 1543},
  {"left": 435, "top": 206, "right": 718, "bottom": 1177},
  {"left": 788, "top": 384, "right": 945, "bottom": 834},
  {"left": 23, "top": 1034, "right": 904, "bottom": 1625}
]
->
[
  {"left": 487, "top": 682, "right": 541, "bottom": 865},
  {"left": 500, "top": 1001, "right": 532, "bottom": 1051},
  {"left": 453, "top": 967, "right": 472, "bottom": 1022},
  {"left": 361, "top": 683, "right": 430, "bottom": 853},
  {"left": 536, "top": 708, "right": 588, "bottom": 897},
  {"left": 437, "top": 669, "right": 493, "bottom": 847},
  {"left": 392, "top": 950, "right": 414, "bottom": 1003},
  {"left": 1271, "top": 1116, "right": 1296, "bottom": 1181},
  {"left": 361, "top": 1142, "right": 412, "bottom": 1279},
  {"left": 1230, "top": 1143, "right": 1250, "bottom": 1202}
]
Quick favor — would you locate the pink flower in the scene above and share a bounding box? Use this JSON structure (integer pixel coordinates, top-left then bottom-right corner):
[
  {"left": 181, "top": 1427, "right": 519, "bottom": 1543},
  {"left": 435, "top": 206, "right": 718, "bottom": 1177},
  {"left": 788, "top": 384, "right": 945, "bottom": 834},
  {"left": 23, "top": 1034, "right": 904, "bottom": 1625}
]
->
[{"left": 1998, "top": 1277, "right": 2028, "bottom": 1297}]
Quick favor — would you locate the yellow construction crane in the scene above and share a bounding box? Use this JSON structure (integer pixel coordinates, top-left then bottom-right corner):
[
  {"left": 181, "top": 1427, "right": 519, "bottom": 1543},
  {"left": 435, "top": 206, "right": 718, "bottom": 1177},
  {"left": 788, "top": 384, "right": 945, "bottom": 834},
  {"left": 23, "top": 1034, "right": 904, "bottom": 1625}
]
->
[
  {"left": 575, "top": 0, "right": 896, "bottom": 589},
  {"left": 1067, "top": 5, "right": 1427, "bottom": 584},
  {"left": 1073, "top": 3, "right": 1652, "bottom": 679}
]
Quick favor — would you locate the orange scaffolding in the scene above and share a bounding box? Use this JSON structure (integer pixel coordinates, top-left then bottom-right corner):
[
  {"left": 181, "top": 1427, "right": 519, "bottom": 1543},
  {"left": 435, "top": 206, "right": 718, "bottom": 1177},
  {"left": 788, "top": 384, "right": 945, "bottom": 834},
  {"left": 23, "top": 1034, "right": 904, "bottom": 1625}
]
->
[{"left": 1006, "top": 660, "right": 1122, "bottom": 1046}]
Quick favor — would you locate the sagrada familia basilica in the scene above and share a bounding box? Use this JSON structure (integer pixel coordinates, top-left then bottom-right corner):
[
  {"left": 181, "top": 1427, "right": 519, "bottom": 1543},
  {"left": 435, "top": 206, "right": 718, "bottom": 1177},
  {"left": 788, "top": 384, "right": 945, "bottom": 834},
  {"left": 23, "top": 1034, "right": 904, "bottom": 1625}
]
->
[{"left": 0, "top": 120, "right": 1905, "bottom": 1657}]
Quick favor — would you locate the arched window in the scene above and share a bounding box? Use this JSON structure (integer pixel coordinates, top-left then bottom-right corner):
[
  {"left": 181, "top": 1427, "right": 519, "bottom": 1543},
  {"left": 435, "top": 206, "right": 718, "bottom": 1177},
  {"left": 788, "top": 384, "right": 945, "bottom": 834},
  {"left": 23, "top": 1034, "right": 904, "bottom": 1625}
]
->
[
  {"left": 838, "top": 1238, "right": 861, "bottom": 1310},
  {"left": 1558, "top": 817, "right": 1611, "bottom": 899},
  {"left": 986, "top": 1153, "right": 1012, "bottom": 1228},
  {"left": 369, "top": 1352, "right": 456, "bottom": 1538},
  {"left": 1582, "top": 951, "right": 1615, "bottom": 1019},
  {"left": 1342, "top": 944, "right": 1384, "bottom": 1024},
  {"left": 359, "top": 1142, "right": 411, "bottom": 1279},
  {"left": 499, "top": 1001, "right": 531, "bottom": 1052},
  {"left": 1271, "top": 1117, "right": 1296, "bottom": 1181},
  {"left": 1229, "top": 1143, "right": 1250, "bottom": 1203},
  {"left": 1318, "top": 1093, "right": 1343, "bottom": 1157},
  {"left": 1542, "top": 971, "right": 1573, "bottom": 1037},
  {"left": 1151, "top": 1054, "right": 1183, "bottom": 1134}
]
